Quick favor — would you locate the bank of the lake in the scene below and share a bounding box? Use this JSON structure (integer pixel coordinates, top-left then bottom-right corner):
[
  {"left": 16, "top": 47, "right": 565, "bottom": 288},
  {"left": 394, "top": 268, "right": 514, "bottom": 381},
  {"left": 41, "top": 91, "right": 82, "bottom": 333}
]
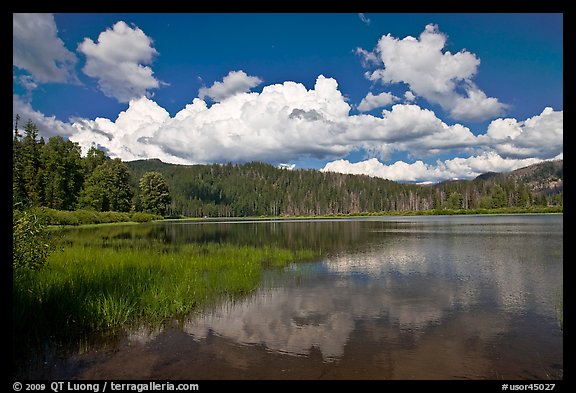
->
[
  {"left": 13, "top": 225, "right": 318, "bottom": 377},
  {"left": 167, "top": 205, "right": 563, "bottom": 223},
  {"left": 22, "top": 205, "right": 562, "bottom": 228},
  {"left": 15, "top": 214, "right": 562, "bottom": 379}
]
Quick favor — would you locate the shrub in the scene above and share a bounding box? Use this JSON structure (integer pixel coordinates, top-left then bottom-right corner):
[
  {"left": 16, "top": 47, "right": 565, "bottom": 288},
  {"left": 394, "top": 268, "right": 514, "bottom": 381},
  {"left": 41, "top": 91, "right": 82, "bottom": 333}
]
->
[
  {"left": 51, "top": 209, "right": 80, "bottom": 226},
  {"left": 17, "top": 208, "right": 165, "bottom": 226},
  {"left": 130, "top": 212, "right": 162, "bottom": 222},
  {"left": 74, "top": 209, "right": 101, "bottom": 225},
  {"left": 100, "top": 211, "right": 131, "bottom": 223},
  {"left": 13, "top": 210, "right": 55, "bottom": 271}
]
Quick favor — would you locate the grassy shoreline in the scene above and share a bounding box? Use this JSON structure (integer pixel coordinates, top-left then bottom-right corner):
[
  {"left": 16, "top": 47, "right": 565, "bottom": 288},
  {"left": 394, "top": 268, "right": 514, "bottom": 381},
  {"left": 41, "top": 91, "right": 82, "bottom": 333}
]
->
[
  {"left": 166, "top": 206, "right": 563, "bottom": 222},
  {"left": 19, "top": 205, "right": 562, "bottom": 228},
  {"left": 13, "top": 206, "right": 561, "bottom": 376},
  {"left": 15, "top": 243, "right": 317, "bottom": 332},
  {"left": 13, "top": 230, "right": 319, "bottom": 376}
]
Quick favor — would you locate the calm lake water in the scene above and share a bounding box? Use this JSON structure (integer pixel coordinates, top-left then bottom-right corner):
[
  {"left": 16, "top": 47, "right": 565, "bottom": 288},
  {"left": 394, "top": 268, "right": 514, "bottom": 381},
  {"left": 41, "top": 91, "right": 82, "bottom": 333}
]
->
[{"left": 35, "top": 215, "right": 563, "bottom": 379}]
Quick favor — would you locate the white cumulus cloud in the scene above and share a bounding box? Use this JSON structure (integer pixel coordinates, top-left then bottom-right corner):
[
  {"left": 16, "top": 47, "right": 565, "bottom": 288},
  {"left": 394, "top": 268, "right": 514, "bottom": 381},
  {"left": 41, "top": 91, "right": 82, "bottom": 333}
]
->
[
  {"left": 404, "top": 91, "right": 416, "bottom": 102},
  {"left": 70, "top": 75, "right": 353, "bottom": 163},
  {"left": 64, "top": 74, "right": 543, "bottom": 173},
  {"left": 13, "top": 95, "right": 76, "bottom": 138},
  {"left": 357, "top": 91, "right": 399, "bottom": 111},
  {"left": 67, "top": 76, "right": 481, "bottom": 167},
  {"left": 13, "top": 13, "right": 78, "bottom": 85},
  {"left": 358, "top": 23, "right": 507, "bottom": 121},
  {"left": 198, "top": 70, "right": 263, "bottom": 102},
  {"left": 480, "top": 107, "right": 563, "bottom": 159},
  {"left": 77, "top": 21, "right": 161, "bottom": 103},
  {"left": 21, "top": 68, "right": 559, "bottom": 185},
  {"left": 70, "top": 95, "right": 188, "bottom": 163},
  {"left": 322, "top": 106, "right": 561, "bottom": 182},
  {"left": 354, "top": 104, "right": 478, "bottom": 160},
  {"left": 321, "top": 152, "right": 543, "bottom": 183}
]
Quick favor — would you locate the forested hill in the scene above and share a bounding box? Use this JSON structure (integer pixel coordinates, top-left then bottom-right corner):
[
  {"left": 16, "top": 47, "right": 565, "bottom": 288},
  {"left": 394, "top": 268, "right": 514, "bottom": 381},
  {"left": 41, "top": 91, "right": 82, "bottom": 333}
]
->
[
  {"left": 126, "top": 159, "right": 563, "bottom": 218},
  {"left": 475, "top": 160, "right": 563, "bottom": 195}
]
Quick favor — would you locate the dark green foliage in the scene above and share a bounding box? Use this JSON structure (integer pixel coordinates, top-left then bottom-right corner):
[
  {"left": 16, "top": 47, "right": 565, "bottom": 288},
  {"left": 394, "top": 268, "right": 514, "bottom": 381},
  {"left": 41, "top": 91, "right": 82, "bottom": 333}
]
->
[
  {"left": 13, "top": 118, "right": 133, "bottom": 215},
  {"left": 78, "top": 159, "right": 133, "bottom": 212},
  {"left": 13, "top": 118, "right": 90, "bottom": 211},
  {"left": 139, "top": 171, "right": 171, "bottom": 215},
  {"left": 444, "top": 191, "right": 463, "bottom": 210},
  {"left": 126, "top": 159, "right": 563, "bottom": 218},
  {"left": 490, "top": 185, "right": 507, "bottom": 208},
  {"left": 25, "top": 207, "right": 161, "bottom": 226},
  {"left": 82, "top": 146, "right": 107, "bottom": 175},
  {"left": 13, "top": 115, "right": 26, "bottom": 205},
  {"left": 20, "top": 120, "right": 43, "bottom": 206},
  {"left": 551, "top": 193, "right": 563, "bottom": 206},
  {"left": 40, "top": 136, "right": 84, "bottom": 210}
]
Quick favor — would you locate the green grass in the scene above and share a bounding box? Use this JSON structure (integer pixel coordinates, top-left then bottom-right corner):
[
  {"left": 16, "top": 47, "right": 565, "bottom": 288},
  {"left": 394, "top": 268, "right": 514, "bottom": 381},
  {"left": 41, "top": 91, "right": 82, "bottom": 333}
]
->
[
  {"left": 29, "top": 205, "right": 562, "bottom": 228},
  {"left": 13, "top": 234, "right": 318, "bottom": 374}
]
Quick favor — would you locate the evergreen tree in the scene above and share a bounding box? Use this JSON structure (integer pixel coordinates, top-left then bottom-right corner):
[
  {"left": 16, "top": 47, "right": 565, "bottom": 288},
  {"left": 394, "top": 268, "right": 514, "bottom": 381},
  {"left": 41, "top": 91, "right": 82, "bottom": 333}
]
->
[
  {"left": 21, "top": 119, "right": 42, "bottom": 205},
  {"left": 82, "top": 146, "right": 107, "bottom": 175},
  {"left": 78, "top": 159, "right": 133, "bottom": 212},
  {"left": 124, "top": 159, "right": 562, "bottom": 218},
  {"left": 444, "top": 191, "right": 463, "bottom": 210},
  {"left": 534, "top": 194, "right": 548, "bottom": 207},
  {"left": 13, "top": 115, "right": 27, "bottom": 206},
  {"left": 490, "top": 185, "right": 507, "bottom": 208},
  {"left": 41, "top": 136, "right": 84, "bottom": 210},
  {"left": 551, "top": 193, "right": 563, "bottom": 206},
  {"left": 515, "top": 185, "right": 530, "bottom": 208},
  {"left": 139, "top": 171, "right": 171, "bottom": 215}
]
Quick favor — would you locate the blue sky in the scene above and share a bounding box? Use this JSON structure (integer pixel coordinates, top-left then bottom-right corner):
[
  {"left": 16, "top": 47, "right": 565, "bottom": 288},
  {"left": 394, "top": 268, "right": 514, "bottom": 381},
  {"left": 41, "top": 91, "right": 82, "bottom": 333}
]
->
[{"left": 13, "top": 13, "right": 563, "bottom": 183}]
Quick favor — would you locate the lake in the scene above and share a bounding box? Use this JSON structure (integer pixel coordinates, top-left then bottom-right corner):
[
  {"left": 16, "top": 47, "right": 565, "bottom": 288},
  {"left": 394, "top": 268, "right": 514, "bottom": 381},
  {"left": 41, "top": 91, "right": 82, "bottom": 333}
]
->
[{"left": 26, "top": 214, "right": 563, "bottom": 380}]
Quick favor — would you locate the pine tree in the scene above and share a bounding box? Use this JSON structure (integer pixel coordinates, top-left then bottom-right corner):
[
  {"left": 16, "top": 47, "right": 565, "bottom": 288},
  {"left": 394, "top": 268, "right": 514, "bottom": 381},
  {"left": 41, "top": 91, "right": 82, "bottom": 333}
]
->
[
  {"left": 21, "top": 119, "right": 42, "bottom": 205},
  {"left": 139, "top": 171, "right": 171, "bottom": 216},
  {"left": 41, "top": 136, "right": 84, "bottom": 210},
  {"left": 13, "top": 115, "right": 27, "bottom": 206},
  {"left": 83, "top": 146, "right": 107, "bottom": 175},
  {"left": 490, "top": 185, "right": 507, "bottom": 208}
]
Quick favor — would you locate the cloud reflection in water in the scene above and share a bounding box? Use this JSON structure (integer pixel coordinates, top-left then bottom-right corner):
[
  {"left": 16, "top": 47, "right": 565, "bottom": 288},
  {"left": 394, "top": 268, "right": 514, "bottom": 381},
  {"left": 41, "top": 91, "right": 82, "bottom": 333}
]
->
[{"left": 178, "top": 227, "right": 561, "bottom": 362}]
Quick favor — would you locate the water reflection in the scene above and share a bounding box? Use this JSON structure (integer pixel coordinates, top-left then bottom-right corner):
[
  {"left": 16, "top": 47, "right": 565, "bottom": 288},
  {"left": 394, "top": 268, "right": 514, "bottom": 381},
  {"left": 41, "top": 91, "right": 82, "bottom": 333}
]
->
[
  {"left": 37, "top": 215, "right": 563, "bottom": 379},
  {"left": 170, "top": 216, "right": 560, "bottom": 378},
  {"left": 181, "top": 276, "right": 452, "bottom": 360}
]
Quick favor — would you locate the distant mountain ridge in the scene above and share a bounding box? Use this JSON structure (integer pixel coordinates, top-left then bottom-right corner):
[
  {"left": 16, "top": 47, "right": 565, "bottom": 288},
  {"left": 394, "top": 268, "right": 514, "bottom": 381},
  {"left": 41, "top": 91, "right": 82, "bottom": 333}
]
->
[{"left": 476, "top": 159, "right": 563, "bottom": 195}]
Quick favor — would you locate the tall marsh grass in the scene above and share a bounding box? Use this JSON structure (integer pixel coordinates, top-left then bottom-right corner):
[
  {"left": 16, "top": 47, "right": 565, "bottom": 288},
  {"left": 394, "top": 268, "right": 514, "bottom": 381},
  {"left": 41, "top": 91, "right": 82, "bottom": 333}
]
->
[{"left": 13, "top": 231, "right": 318, "bottom": 374}]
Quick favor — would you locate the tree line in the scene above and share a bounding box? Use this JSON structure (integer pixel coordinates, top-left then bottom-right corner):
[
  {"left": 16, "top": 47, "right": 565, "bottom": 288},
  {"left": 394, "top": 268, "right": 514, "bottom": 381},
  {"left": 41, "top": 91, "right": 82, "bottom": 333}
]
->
[
  {"left": 13, "top": 116, "right": 171, "bottom": 216},
  {"left": 127, "top": 158, "right": 562, "bottom": 218},
  {"left": 13, "top": 117, "right": 562, "bottom": 220}
]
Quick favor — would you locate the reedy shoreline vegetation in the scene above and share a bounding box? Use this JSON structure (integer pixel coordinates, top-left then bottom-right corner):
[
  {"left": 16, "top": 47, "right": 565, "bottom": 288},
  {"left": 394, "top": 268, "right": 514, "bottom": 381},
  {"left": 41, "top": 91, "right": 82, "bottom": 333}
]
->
[{"left": 13, "top": 229, "right": 319, "bottom": 375}]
